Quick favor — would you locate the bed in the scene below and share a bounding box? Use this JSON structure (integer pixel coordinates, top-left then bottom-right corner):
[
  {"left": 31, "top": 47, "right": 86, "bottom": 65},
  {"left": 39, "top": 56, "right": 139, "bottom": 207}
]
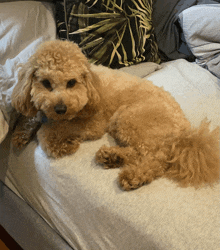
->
[{"left": 0, "top": 1, "right": 220, "bottom": 250}]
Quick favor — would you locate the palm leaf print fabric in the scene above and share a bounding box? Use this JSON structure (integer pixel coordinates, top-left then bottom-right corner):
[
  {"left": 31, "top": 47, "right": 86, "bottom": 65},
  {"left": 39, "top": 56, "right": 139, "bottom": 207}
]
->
[{"left": 56, "top": 0, "right": 160, "bottom": 68}]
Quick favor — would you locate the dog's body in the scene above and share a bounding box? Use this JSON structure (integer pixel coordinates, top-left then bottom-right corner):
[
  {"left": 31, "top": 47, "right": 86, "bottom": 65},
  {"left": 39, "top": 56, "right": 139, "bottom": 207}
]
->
[{"left": 11, "top": 40, "right": 219, "bottom": 190}]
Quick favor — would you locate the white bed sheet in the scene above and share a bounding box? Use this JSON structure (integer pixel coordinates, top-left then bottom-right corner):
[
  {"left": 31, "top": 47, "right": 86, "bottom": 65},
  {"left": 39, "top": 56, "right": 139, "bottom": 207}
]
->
[{"left": 3, "top": 59, "right": 220, "bottom": 250}]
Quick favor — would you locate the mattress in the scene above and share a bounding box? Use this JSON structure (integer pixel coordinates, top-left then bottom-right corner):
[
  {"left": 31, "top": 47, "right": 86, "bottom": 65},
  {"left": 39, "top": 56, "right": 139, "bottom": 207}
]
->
[
  {"left": 2, "top": 59, "right": 220, "bottom": 250},
  {"left": 0, "top": 180, "right": 73, "bottom": 250}
]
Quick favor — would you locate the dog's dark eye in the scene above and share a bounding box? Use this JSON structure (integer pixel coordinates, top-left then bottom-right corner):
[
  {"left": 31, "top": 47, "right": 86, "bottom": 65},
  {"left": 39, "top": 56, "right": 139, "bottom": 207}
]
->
[
  {"left": 42, "top": 80, "right": 52, "bottom": 91},
  {"left": 67, "top": 79, "right": 76, "bottom": 88}
]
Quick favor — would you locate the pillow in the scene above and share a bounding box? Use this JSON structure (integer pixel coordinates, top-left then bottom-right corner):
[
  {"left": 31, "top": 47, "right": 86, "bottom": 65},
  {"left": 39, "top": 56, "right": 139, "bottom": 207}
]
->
[
  {"left": 0, "top": 1, "right": 56, "bottom": 143},
  {"left": 179, "top": 4, "right": 220, "bottom": 79},
  {"left": 56, "top": 0, "right": 160, "bottom": 68}
]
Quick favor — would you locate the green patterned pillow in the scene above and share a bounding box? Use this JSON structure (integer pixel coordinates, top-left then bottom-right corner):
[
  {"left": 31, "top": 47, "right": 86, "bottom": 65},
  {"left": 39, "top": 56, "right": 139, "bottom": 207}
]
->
[{"left": 56, "top": 0, "right": 160, "bottom": 68}]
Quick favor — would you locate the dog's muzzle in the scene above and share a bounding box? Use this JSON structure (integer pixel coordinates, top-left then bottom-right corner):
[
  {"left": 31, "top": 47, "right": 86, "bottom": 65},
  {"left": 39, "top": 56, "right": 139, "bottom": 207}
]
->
[{"left": 54, "top": 104, "right": 67, "bottom": 115}]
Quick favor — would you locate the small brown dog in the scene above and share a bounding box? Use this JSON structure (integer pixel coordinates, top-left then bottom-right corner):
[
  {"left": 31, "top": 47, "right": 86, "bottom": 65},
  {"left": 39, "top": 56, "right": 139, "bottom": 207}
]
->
[{"left": 11, "top": 40, "right": 219, "bottom": 190}]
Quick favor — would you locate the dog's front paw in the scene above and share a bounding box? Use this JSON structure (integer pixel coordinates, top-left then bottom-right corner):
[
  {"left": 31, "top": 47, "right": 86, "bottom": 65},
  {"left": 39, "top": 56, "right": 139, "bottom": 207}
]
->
[
  {"left": 42, "top": 137, "right": 81, "bottom": 158},
  {"left": 119, "top": 165, "right": 144, "bottom": 191},
  {"left": 96, "top": 145, "right": 125, "bottom": 169},
  {"left": 37, "top": 127, "right": 82, "bottom": 158},
  {"left": 48, "top": 140, "right": 80, "bottom": 158},
  {"left": 12, "top": 131, "right": 31, "bottom": 149}
]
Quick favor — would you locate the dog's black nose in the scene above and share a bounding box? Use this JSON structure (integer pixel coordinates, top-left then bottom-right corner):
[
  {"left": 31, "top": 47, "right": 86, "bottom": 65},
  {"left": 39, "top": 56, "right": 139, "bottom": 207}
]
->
[{"left": 54, "top": 104, "right": 67, "bottom": 115}]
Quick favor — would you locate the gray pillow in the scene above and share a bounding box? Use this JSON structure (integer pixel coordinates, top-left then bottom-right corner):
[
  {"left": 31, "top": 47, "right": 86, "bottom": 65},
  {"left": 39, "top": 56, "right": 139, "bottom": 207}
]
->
[{"left": 179, "top": 4, "right": 220, "bottom": 79}]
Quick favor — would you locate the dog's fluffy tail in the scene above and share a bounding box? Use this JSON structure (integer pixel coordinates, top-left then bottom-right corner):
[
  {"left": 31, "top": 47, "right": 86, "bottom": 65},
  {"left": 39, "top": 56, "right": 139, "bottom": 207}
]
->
[{"left": 166, "top": 119, "right": 219, "bottom": 187}]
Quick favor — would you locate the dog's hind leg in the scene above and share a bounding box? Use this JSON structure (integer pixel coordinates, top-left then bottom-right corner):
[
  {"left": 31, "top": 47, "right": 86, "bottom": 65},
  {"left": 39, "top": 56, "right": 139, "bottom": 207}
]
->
[
  {"left": 96, "top": 145, "right": 137, "bottom": 168},
  {"left": 118, "top": 153, "right": 168, "bottom": 190},
  {"left": 96, "top": 103, "right": 168, "bottom": 170},
  {"left": 98, "top": 103, "right": 186, "bottom": 189},
  {"left": 95, "top": 144, "right": 167, "bottom": 190}
]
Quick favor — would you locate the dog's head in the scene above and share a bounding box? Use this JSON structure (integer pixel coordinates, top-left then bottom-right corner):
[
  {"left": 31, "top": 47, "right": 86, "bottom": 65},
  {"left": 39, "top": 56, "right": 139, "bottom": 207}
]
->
[{"left": 11, "top": 40, "right": 100, "bottom": 120}]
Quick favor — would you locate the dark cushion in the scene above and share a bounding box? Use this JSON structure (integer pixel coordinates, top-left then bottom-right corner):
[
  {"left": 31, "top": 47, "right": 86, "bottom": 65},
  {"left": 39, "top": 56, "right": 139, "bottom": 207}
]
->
[{"left": 56, "top": 0, "right": 160, "bottom": 68}]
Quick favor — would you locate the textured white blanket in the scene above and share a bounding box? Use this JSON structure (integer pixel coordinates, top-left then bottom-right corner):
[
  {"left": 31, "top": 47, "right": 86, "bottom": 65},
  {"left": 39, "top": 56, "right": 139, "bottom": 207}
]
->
[{"left": 4, "top": 59, "right": 220, "bottom": 250}]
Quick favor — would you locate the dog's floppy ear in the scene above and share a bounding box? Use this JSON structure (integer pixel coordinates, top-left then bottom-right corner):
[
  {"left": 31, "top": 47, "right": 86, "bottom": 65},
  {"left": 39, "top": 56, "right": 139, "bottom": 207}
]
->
[
  {"left": 83, "top": 68, "right": 101, "bottom": 108},
  {"left": 11, "top": 58, "right": 38, "bottom": 117}
]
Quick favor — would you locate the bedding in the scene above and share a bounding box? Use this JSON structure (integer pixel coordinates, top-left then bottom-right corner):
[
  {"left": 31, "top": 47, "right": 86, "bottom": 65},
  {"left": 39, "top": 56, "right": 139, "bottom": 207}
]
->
[
  {"left": 179, "top": 4, "right": 220, "bottom": 79},
  {"left": 2, "top": 59, "right": 220, "bottom": 250},
  {"left": 0, "top": 181, "right": 73, "bottom": 250},
  {"left": 152, "top": 0, "right": 196, "bottom": 61},
  {"left": 152, "top": 0, "right": 220, "bottom": 61},
  {"left": 0, "top": 0, "right": 56, "bottom": 144}
]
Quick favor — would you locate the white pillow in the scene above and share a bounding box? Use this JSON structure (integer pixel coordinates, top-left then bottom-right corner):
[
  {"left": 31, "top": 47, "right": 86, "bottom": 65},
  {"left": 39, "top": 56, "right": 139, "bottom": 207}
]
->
[
  {"left": 0, "top": 1, "right": 56, "bottom": 143},
  {"left": 179, "top": 4, "right": 220, "bottom": 79}
]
